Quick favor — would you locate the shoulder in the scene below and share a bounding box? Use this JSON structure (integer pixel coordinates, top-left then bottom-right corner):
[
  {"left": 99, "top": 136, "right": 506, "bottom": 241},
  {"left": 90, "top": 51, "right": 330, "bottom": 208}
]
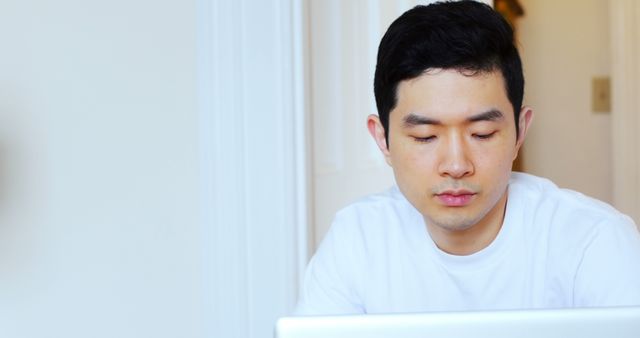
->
[
  {"left": 331, "top": 186, "right": 419, "bottom": 235},
  {"left": 319, "top": 185, "right": 422, "bottom": 259},
  {"left": 510, "top": 172, "right": 639, "bottom": 264},
  {"left": 509, "top": 172, "right": 629, "bottom": 225},
  {"left": 296, "top": 186, "right": 420, "bottom": 315},
  {"left": 509, "top": 173, "right": 640, "bottom": 306},
  {"left": 335, "top": 186, "right": 414, "bottom": 219}
]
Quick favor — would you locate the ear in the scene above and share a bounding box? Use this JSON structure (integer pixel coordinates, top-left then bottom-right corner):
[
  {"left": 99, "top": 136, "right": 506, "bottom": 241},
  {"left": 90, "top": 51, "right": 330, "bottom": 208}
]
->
[
  {"left": 367, "top": 114, "right": 392, "bottom": 166},
  {"left": 513, "top": 106, "right": 534, "bottom": 160}
]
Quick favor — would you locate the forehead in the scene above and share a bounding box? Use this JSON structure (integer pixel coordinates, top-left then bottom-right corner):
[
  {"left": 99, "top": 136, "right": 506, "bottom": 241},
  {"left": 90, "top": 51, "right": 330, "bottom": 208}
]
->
[{"left": 393, "top": 69, "right": 514, "bottom": 124}]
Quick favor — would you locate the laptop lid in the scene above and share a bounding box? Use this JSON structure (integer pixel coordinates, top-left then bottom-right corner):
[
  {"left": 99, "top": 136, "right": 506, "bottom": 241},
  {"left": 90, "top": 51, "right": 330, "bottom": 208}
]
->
[{"left": 275, "top": 307, "right": 640, "bottom": 338}]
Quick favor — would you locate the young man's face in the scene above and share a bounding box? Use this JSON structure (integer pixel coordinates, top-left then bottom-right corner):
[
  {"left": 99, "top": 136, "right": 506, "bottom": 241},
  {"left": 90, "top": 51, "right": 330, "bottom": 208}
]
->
[{"left": 369, "top": 69, "right": 532, "bottom": 234}]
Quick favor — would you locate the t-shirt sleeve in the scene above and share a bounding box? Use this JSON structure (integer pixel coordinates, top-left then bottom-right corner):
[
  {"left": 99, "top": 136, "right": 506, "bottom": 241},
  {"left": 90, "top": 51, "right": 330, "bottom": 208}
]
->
[
  {"left": 293, "top": 212, "right": 366, "bottom": 316},
  {"left": 573, "top": 215, "right": 640, "bottom": 307}
]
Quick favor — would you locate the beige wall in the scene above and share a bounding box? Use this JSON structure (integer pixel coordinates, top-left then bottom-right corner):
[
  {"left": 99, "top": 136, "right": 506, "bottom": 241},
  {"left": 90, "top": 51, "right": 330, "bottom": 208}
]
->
[{"left": 519, "top": 0, "right": 612, "bottom": 203}]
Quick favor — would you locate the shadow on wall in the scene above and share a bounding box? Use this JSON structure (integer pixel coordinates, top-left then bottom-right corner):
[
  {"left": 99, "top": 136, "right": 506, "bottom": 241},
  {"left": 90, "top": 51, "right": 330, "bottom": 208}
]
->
[{"left": 0, "top": 95, "right": 43, "bottom": 286}]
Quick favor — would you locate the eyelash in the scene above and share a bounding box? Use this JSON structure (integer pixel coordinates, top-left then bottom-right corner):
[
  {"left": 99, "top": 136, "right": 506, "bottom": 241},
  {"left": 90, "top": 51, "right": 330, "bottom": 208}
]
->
[
  {"left": 414, "top": 136, "right": 436, "bottom": 143},
  {"left": 413, "top": 132, "right": 496, "bottom": 143},
  {"left": 473, "top": 132, "right": 496, "bottom": 140}
]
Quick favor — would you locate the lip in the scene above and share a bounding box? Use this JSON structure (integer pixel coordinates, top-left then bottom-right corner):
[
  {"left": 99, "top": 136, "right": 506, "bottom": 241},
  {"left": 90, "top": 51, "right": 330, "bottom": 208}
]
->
[{"left": 435, "top": 190, "right": 476, "bottom": 207}]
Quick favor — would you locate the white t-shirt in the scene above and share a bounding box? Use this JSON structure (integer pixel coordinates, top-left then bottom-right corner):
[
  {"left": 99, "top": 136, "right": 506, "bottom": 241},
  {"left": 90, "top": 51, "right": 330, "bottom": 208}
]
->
[{"left": 295, "top": 173, "right": 640, "bottom": 315}]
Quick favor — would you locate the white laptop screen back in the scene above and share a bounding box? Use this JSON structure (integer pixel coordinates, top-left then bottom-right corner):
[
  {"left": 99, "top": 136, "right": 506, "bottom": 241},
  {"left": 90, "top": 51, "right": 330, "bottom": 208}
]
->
[{"left": 275, "top": 307, "right": 640, "bottom": 338}]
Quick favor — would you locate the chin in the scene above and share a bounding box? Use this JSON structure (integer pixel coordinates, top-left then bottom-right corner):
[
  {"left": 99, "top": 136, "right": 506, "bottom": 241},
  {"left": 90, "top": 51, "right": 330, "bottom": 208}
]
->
[{"left": 429, "top": 214, "right": 480, "bottom": 232}]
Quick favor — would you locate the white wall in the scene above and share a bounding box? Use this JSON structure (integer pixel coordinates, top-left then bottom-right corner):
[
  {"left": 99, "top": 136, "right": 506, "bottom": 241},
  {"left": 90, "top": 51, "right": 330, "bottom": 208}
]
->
[
  {"left": 0, "top": 1, "right": 304, "bottom": 337},
  {"left": 519, "top": 0, "right": 612, "bottom": 203},
  {"left": 0, "top": 1, "right": 203, "bottom": 337}
]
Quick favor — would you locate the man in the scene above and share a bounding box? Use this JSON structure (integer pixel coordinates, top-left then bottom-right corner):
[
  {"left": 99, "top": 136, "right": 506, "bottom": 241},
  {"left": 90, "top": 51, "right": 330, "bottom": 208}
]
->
[{"left": 295, "top": 1, "right": 640, "bottom": 315}]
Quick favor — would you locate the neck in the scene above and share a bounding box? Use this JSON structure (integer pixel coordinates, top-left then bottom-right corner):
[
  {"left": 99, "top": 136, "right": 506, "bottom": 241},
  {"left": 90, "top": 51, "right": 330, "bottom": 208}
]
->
[{"left": 426, "top": 191, "right": 508, "bottom": 256}]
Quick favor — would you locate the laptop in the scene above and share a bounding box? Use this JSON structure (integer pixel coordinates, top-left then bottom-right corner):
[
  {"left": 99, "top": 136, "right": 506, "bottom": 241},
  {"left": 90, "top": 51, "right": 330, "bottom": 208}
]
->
[{"left": 275, "top": 306, "right": 640, "bottom": 338}]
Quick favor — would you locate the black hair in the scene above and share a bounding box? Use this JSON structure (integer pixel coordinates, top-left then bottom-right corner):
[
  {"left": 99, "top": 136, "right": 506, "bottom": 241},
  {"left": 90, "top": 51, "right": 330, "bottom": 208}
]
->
[{"left": 373, "top": 0, "right": 524, "bottom": 144}]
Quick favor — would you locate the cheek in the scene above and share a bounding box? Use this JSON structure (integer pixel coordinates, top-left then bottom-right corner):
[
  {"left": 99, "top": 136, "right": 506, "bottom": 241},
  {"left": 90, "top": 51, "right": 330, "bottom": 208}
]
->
[
  {"left": 391, "top": 143, "right": 434, "bottom": 172},
  {"left": 473, "top": 140, "right": 517, "bottom": 167},
  {"left": 390, "top": 152, "right": 437, "bottom": 205}
]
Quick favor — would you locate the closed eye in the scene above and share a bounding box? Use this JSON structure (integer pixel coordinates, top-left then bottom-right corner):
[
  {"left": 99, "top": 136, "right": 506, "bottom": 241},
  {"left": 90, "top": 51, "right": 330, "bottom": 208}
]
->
[
  {"left": 473, "top": 131, "right": 497, "bottom": 140},
  {"left": 413, "top": 136, "right": 436, "bottom": 143}
]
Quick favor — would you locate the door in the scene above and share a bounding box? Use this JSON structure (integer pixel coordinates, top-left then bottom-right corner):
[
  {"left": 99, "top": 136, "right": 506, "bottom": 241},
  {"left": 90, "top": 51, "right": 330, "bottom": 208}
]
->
[{"left": 308, "top": 0, "right": 439, "bottom": 249}]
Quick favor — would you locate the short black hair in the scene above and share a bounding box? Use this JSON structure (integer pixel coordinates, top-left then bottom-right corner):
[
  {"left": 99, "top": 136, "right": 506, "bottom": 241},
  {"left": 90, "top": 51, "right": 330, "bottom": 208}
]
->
[{"left": 373, "top": 0, "right": 524, "bottom": 144}]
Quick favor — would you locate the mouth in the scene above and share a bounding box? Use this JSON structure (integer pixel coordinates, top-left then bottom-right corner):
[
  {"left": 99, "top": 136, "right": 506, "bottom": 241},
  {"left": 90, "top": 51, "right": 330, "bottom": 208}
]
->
[{"left": 435, "top": 190, "right": 476, "bottom": 207}]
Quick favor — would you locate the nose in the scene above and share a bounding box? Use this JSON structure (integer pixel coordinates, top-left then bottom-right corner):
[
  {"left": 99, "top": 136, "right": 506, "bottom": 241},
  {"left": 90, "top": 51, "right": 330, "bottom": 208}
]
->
[{"left": 437, "top": 133, "right": 474, "bottom": 179}]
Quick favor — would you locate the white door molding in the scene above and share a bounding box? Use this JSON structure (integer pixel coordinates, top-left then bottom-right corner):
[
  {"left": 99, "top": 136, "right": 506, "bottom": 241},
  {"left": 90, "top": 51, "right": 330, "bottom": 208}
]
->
[
  {"left": 197, "top": 0, "right": 309, "bottom": 337},
  {"left": 610, "top": 0, "right": 640, "bottom": 223}
]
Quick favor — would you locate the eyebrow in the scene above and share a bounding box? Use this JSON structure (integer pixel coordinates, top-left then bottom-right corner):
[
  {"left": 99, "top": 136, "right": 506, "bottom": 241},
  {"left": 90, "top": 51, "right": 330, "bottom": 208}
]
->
[
  {"left": 402, "top": 113, "right": 441, "bottom": 127},
  {"left": 467, "top": 109, "right": 505, "bottom": 123},
  {"left": 402, "top": 109, "right": 505, "bottom": 128}
]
